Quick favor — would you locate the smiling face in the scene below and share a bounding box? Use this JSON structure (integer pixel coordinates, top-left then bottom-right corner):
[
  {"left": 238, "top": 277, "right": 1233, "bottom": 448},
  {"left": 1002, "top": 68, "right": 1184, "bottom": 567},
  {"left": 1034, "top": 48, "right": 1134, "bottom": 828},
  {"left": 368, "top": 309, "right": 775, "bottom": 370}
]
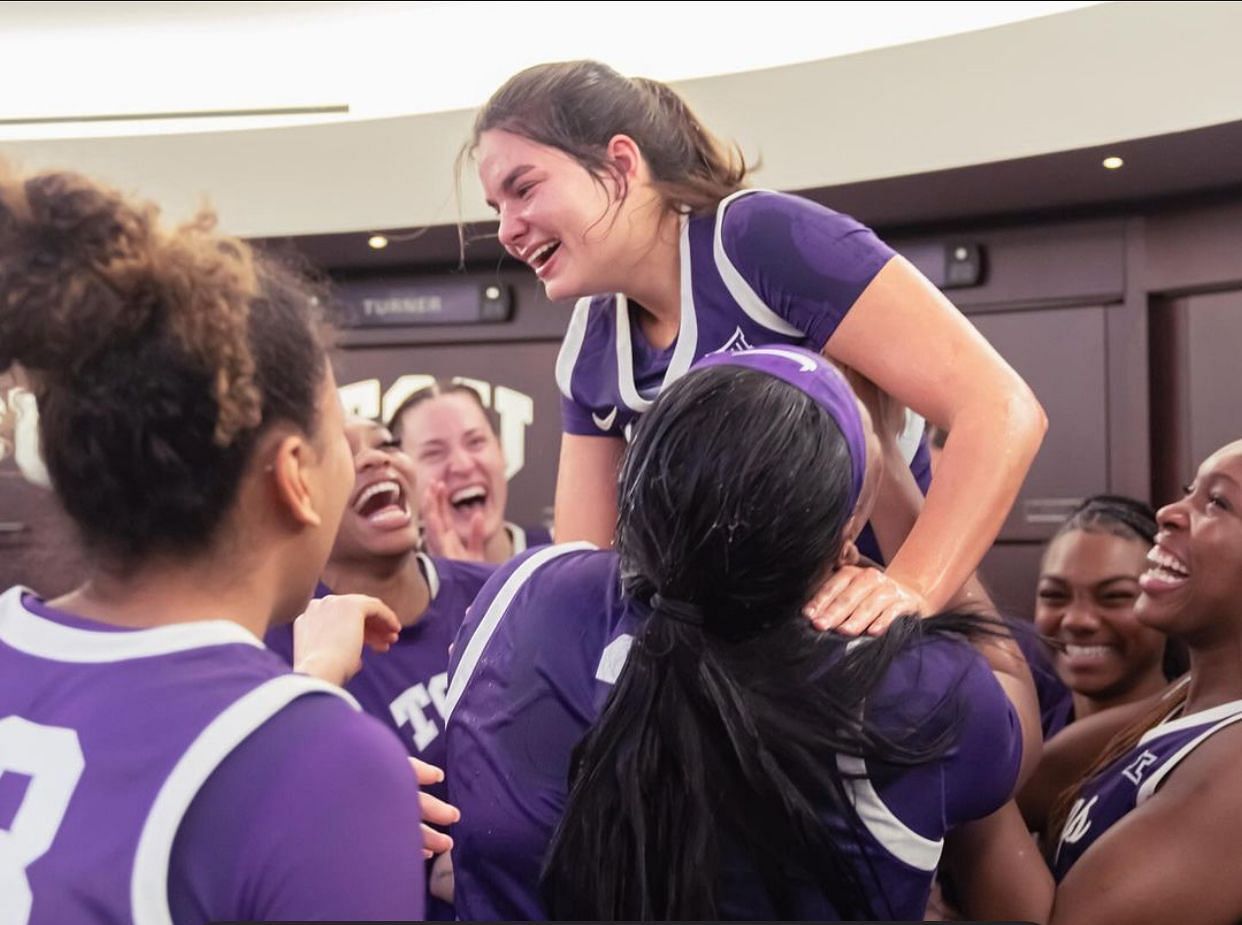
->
[
  {"left": 1136, "top": 440, "right": 1242, "bottom": 643},
  {"left": 1034, "top": 528, "right": 1167, "bottom": 708},
  {"left": 329, "top": 417, "right": 421, "bottom": 564},
  {"left": 476, "top": 129, "right": 659, "bottom": 303},
  {"left": 397, "top": 392, "right": 508, "bottom": 547}
]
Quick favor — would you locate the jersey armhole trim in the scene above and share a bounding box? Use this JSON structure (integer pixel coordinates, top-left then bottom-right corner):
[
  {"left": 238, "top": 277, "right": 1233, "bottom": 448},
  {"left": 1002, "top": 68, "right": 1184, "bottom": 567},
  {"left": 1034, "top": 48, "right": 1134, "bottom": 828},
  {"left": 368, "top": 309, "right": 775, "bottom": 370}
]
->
[
  {"left": 1136, "top": 708, "right": 1242, "bottom": 804},
  {"left": 443, "top": 542, "right": 595, "bottom": 721},
  {"left": 836, "top": 753, "right": 944, "bottom": 872},
  {"left": 130, "top": 674, "right": 358, "bottom": 925},
  {"left": 713, "top": 189, "right": 805, "bottom": 339}
]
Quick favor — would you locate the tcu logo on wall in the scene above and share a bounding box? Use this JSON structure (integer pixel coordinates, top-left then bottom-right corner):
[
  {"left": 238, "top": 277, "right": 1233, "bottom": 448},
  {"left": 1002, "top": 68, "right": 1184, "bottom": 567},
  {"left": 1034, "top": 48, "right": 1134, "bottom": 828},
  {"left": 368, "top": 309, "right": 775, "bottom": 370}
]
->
[
  {"left": 0, "top": 382, "right": 51, "bottom": 488},
  {"left": 339, "top": 375, "right": 535, "bottom": 479}
]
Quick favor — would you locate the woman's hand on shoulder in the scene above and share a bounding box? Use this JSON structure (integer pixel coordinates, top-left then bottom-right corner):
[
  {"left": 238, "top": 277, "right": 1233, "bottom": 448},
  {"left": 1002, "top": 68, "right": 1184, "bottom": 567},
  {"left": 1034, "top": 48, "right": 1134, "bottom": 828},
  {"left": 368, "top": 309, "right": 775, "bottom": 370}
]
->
[{"left": 804, "top": 564, "right": 930, "bottom": 636}]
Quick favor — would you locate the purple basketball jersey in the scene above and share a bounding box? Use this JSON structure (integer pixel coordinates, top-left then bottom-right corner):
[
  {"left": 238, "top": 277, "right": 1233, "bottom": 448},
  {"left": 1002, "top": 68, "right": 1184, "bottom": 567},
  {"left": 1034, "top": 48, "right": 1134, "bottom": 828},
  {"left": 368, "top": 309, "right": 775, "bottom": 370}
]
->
[
  {"left": 0, "top": 585, "right": 425, "bottom": 925},
  {"left": 554, "top": 189, "right": 895, "bottom": 440},
  {"left": 1052, "top": 691, "right": 1242, "bottom": 879},
  {"left": 444, "top": 546, "right": 1022, "bottom": 920}
]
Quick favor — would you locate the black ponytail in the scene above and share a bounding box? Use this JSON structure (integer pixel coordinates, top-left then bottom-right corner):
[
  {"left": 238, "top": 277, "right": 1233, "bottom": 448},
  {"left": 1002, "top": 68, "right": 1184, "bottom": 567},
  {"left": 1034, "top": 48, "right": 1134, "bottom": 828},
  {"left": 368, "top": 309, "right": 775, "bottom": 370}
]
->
[{"left": 542, "top": 366, "right": 1002, "bottom": 920}]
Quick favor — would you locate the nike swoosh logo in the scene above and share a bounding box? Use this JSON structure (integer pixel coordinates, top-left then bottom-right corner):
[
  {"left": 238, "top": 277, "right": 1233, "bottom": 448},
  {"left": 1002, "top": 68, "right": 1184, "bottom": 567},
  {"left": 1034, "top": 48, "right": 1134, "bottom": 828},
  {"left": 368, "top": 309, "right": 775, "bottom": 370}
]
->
[{"left": 592, "top": 407, "right": 619, "bottom": 431}]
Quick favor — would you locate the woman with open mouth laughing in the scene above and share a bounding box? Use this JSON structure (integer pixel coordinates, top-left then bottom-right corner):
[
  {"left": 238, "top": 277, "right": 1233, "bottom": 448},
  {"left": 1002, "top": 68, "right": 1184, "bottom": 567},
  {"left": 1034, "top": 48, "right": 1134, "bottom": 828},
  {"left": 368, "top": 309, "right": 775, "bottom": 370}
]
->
[
  {"left": 466, "top": 60, "right": 1046, "bottom": 635},
  {"left": 1037, "top": 439, "right": 1242, "bottom": 924},
  {"left": 266, "top": 415, "right": 494, "bottom": 918},
  {"left": 389, "top": 381, "right": 551, "bottom": 564}
]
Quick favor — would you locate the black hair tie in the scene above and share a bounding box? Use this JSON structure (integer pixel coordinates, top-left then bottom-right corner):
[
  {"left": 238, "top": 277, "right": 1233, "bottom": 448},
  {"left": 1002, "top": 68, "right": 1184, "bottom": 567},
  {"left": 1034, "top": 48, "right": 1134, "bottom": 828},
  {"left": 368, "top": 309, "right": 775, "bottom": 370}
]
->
[{"left": 650, "top": 592, "right": 705, "bottom": 627}]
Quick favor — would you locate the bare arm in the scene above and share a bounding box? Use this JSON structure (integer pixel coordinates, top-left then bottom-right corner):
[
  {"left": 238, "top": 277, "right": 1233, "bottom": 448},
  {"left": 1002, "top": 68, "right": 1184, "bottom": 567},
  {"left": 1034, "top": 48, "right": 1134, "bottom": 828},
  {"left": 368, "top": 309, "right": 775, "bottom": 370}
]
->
[
  {"left": 1050, "top": 726, "right": 1242, "bottom": 925},
  {"left": 823, "top": 256, "right": 1047, "bottom": 615},
  {"left": 941, "top": 801, "right": 1053, "bottom": 924},
  {"left": 552, "top": 433, "right": 626, "bottom": 547},
  {"left": 825, "top": 387, "right": 1042, "bottom": 783}
]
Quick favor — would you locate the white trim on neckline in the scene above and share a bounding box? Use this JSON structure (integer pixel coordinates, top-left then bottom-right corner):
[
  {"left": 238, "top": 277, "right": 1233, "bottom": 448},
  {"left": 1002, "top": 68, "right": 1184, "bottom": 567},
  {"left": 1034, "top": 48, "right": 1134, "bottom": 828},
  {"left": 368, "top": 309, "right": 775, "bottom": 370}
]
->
[
  {"left": 614, "top": 214, "right": 698, "bottom": 414},
  {"left": 0, "top": 586, "right": 263, "bottom": 663}
]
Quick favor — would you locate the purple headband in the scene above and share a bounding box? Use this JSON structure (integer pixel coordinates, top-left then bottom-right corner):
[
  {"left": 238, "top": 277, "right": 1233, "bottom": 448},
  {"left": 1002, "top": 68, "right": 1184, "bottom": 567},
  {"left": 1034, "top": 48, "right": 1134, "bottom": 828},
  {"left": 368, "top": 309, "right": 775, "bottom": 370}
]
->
[{"left": 690, "top": 346, "right": 868, "bottom": 511}]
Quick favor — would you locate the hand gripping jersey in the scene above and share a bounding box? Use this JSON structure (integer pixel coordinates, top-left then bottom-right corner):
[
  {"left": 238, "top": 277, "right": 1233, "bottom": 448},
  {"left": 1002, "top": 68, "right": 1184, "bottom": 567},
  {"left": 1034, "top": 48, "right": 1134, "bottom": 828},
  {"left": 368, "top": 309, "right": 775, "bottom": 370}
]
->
[
  {"left": 444, "top": 546, "right": 1023, "bottom": 921},
  {"left": 1052, "top": 691, "right": 1242, "bottom": 879},
  {"left": 0, "top": 586, "right": 425, "bottom": 925}
]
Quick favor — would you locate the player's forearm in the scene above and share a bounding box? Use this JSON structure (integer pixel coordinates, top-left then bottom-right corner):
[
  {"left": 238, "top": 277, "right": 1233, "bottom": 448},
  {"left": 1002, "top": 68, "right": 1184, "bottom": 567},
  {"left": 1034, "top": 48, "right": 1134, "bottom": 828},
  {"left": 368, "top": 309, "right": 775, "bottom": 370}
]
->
[{"left": 884, "top": 389, "right": 1046, "bottom": 612}]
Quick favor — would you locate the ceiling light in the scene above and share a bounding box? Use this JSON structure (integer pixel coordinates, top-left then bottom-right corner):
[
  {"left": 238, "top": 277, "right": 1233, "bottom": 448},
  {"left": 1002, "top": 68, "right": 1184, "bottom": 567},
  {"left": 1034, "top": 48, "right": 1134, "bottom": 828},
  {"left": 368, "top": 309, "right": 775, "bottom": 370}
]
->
[
  {"left": 368, "top": 234, "right": 389, "bottom": 249},
  {"left": 1102, "top": 156, "right": 1124, "bottom": 170}
]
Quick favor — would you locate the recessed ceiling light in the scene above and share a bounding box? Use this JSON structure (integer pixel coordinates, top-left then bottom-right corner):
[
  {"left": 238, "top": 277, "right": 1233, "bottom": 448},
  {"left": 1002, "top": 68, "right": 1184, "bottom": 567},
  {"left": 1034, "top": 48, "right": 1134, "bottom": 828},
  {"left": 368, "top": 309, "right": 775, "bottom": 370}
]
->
[
  {"left": 368, "top": 234, "right": 389, "bottom": 249},
  {"left": 1102, "top": 156, "right": 1124, "bottom": 170}
]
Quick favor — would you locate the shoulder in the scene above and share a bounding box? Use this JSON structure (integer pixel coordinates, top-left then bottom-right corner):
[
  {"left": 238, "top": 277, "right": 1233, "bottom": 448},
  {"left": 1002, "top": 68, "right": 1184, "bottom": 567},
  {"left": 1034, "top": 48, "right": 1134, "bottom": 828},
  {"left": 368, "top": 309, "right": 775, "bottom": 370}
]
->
[
  {"left": 448, "top": 545, "right": 619, "bottom": 690},
  {"left": 172, "top": 689, "right": 424, "bottom": 920},
  {"left": 871, "top": 631, "right": 999, "bottom": 717},
  {"left": 463, "top": 543, "right": 617, "bottom": 632},
  {"left": 717, "top": 189, "right": 872, "bottom": 248}
]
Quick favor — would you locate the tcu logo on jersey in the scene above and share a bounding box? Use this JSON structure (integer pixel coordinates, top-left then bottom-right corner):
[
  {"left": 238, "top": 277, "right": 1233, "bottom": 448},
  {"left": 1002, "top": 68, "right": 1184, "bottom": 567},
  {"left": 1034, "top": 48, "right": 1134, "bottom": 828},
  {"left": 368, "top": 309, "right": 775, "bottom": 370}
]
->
[
  {"left": 1122, "top": 749, "right": 1159, "bottom": 786},
  {"left": 340, "top": 375, "right": 534, "bottom": 479},
  {"left": 708, "top": 326, "right": 756, "bottom": 355},
  {"left": 1060, "top": 794, "right": 1100, "bottom": 847},
  {"left": 388, "top": 672, "right": 450, "bottom": 752}
]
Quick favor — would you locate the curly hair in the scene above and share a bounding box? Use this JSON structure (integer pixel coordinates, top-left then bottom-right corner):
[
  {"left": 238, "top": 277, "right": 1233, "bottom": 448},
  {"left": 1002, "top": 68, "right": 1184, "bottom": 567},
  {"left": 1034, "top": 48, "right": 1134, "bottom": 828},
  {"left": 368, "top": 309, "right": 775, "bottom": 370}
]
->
[{"left": 0, "top": 164, "right": 329, "bottom": 565}]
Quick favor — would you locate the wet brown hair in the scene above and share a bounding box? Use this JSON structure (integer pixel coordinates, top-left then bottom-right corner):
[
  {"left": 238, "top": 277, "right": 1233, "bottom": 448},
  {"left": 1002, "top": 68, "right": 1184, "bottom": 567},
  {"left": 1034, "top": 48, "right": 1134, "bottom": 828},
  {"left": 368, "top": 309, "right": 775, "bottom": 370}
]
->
[
  {"left": 463, "top": 60, "right": 750, "bottom": 218},
  {"left": 0, "top": 164, "right": 330, "bottom": 565}
]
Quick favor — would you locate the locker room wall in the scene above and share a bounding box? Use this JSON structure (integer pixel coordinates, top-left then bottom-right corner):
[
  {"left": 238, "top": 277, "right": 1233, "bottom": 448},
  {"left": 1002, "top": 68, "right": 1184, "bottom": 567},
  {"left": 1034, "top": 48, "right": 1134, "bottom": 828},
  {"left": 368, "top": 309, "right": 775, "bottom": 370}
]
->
[{"left": 3, "top": 195, "right": 1241, "bottom": 612}]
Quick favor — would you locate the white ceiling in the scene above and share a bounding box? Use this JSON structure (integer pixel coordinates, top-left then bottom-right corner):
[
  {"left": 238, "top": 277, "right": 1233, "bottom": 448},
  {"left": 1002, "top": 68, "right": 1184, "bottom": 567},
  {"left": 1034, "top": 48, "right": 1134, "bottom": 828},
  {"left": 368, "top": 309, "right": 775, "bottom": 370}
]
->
[
  {"left": 0, "top": 0, "right": 1097, "bottom": 140},
  {"left": 5, "top": 1, "right": 1240, "bottom": 237}
]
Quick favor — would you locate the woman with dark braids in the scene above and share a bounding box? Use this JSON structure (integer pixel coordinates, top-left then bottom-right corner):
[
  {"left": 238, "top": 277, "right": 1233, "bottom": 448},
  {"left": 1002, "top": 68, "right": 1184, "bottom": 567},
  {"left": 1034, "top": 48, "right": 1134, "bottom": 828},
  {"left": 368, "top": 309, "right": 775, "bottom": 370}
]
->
[
  {"left": 444, "top": 346, "right": 1048, "bottom": 921},
  {"left": 0, "top": 165, "right": 428, "bottom": 923},
  {"left": 1029, "top": 495, "right": 1187, "bottom": 738}
]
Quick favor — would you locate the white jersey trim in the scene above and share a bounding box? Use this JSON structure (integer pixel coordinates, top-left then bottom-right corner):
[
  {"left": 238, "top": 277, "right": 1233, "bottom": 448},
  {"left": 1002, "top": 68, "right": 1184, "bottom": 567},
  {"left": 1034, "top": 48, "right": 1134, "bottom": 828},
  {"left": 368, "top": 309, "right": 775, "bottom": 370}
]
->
[
  {"left": 614, "top": 214, "right": 699, "bottom": 414},
  {"left": 443, "top": 542, "right": 595, "bottom": 721},
  {"left": 505, "top": 521, "right": 528, "bottom": 554},
  {"left": 131, "top": 674, "right": 358, "bottom": 925},
  {"left": 836, "top": 753, "right": 943, "bottom": 872},
  {"left": 555, "top": 297, "right": 593, "bottom": 401},
  {"left": 1137, "top": 694, "right": 1242, "bottom": 745},
  {"left": 1136, "top": 701, "right": 1242, "bottom": 805},
  {"left": 0, "top": 586, "right": 264, "bottom": 662},
  {"left": 713, "top": 189, "right": 804, "bottom": 339},
  {"left": 416, "top": 552, "right": 441, "bottom": 600}
]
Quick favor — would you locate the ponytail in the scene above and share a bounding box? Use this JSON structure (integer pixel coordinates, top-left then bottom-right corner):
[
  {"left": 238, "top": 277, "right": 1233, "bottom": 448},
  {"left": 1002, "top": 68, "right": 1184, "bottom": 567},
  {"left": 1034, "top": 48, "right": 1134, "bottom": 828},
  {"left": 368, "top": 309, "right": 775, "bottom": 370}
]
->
[{"left": 541, "top": 364, "right": 1007, "bottom": 919}]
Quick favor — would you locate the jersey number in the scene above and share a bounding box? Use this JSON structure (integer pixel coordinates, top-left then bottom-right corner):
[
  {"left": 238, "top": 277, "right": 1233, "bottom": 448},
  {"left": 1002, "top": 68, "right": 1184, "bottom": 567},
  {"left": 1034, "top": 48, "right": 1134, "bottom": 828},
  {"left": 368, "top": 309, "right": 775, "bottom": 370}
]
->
[{"left": 0, "top": 717, "right": 86, "bottom": 925}]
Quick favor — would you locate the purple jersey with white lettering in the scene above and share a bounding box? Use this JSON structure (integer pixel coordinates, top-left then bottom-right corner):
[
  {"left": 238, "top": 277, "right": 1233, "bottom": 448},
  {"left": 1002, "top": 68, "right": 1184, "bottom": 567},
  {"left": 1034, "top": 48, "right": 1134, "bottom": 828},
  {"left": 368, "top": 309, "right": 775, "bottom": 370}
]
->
[
  {"left": 1051, "top": 694, "right": 1242, "bottom": 880},
  {"left": 444, "top": 546, "right": 1022, "bottom": 921},
  {"left": 555, "top": 189, "right": 895, "bottom": 440},
  {"left": 0, "top": 586, "right": 425, "bottom": 925}
]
